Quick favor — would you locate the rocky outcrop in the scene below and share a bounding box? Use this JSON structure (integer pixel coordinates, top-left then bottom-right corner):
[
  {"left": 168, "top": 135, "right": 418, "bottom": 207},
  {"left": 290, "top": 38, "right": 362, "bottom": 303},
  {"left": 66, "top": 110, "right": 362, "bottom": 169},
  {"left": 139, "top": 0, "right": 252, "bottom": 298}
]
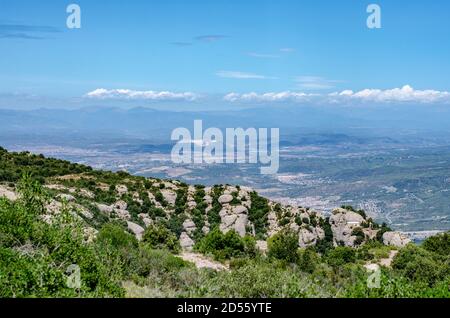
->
[
  {"left": 219, "top": 204, "right": 249, "bottom": 237},
  {"left": 218, "top": 194, "right": 233, "bottom": 204},
  {"left": 161, "top": 189, "right": 177, "bottom": 206},
  {"left": 180, "top": 232, "right": 195, "bottom": 251},
  {"left": 330, "top": 208, "right": 365, "bottom": 247},
  {"left": 0, "top": 185, "right": 17, "bottom": 201},
  {"left": 382, "top": 231, "right": 411, "bottom": 247},
  {"left": 127, "top": 221, "right": 145, "bottom": 240}
]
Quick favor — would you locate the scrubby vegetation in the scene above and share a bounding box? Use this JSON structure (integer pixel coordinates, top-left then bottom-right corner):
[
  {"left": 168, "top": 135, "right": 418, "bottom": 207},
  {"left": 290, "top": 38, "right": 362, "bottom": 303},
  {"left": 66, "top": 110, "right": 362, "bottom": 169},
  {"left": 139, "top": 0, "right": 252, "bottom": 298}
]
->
[{"left": 0, "top": 149, "right": 449, "bottom": 298}]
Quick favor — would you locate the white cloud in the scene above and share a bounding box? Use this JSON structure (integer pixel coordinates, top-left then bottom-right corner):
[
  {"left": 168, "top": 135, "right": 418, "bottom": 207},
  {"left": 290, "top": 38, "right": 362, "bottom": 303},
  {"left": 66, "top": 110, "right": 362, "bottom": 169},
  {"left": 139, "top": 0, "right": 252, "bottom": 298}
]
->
[
  {"left": 216, "top": 71, "right": 277, "bottom": 80},
  {"left": 224, "top": 85, "right": 450, "bottom": 104},
  {"left": 224, "top": 91, "right": 316, "bottom": 103},
  {"left": 329, "top": 85, "right": 450, "bottom": 103},
  {"left": 85, "top": 88, "right": 199, "bottom": 101}
]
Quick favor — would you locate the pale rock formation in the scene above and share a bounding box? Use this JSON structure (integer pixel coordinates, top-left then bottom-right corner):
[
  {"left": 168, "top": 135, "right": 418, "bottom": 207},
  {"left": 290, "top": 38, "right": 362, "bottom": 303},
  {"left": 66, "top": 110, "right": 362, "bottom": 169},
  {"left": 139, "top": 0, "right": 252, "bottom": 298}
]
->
[
  {"left": 127, "top": 221, "right": 145, "bottom": 240},
  {"left": 114, "top": 200, "right": 128, "bottom": 211},
  {"left": 161, "top": 189, "right": 177, "bottom": 205},
  {"left": 138, "top": 213, "right": 153, "bottom": 227},
  {"left": 180, "top": 232, "right": 195, "bottom": 251},
  {"left": 97, "top": 203, "right": 114, "bottom": 215},
  {"left": 114, "top": 209, "right": 131, "bottom": 221},
  {"left": 298, "top": 227, "right": 325, "bottom": 248},
  {"left": 382, "top": 231, "right": 411, "bottom": 247},
  {"left": 0, "top": 185, "right": 17, "bottom": 201},
  {"left": 116, "top": 184, "right": 128, "bottom": 196},
  {"left": 256, "top": 240, "right": 268, "bottom": 253},
  {"left": 57, "top": 193, "right": 75, "bottom": 202},
  {"left": 329, "top": 208, "right": 365, "bottom": 247},
  {"left": 46, "top": 200, "right": 63, "bottom": 215},
  {"left": 218, "top": 194, "right": 233, "bottom": 204},
  {"left": 183, "top": 219, "right": 196, "bottom": 234}
]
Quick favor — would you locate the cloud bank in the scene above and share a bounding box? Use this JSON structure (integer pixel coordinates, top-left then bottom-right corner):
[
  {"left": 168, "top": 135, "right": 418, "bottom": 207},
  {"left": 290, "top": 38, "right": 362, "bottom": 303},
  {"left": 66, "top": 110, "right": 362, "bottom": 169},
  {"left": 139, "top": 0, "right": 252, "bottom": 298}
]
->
[
  {"left": 224, "top": 92, "right": 317, "bottom": 102},
  {"left": 330, "top": 85, "right": 450, "bottom": 103},
  {"left": 225, "top": 85, "right": 450, "bottom": 104},
  {"left": 85, "top": 89, "right": 199, "bottom": 101}
]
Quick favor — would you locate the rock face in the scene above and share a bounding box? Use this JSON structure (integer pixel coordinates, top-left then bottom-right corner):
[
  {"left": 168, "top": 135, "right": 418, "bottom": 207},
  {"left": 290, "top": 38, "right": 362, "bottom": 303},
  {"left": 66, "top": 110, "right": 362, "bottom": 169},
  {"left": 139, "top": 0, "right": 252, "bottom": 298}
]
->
[
  {"left": 330, "top": 208, "right": 365, "bottom": 247},
  {"left": 298, "top": 227, "right": 325, "bottom": 248},
  {"left": 57, "top": 193, "right": 75, "bottom": 202},
  {"left": 218, "top": 194, "right": 233, "bottom": 204},
  {"left": 180, "top": 232, "right": 195, "bottom": 251},
  {"left": 127, "top": 221, "right": 145, "bottom": 240},
  {"left": 161, "top": 189, "right": 177, "bottom": 206},
  {"left": 382, "top": 231, "right": 411, "bottom": 247},
  {"left": 219, "top": 205, "right": 249, "bottom": 237},
  {"left": 0, "top": 185, "right": 17, "bottom": 201}
]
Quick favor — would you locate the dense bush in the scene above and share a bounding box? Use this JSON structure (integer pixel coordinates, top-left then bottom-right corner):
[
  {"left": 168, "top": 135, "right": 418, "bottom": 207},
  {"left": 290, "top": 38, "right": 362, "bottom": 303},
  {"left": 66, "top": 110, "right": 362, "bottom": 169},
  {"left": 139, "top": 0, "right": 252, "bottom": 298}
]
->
[
  {"left": 248, "top": 192, "right": 270, "bottom": 238},
  {"left": 325, "top": 247, "right": 357, "bottom": 267},
  {"left": 195, "top": 229, "right": 256, "bottom": 261},
  {"left": 392, "top": 245, "right": 448, "bottom": 286},
  {"left": 422, "top": 231, "right": 450, "bottom": 257},
  {"left": 0, "top": 148, "right": 91, "bottom": 183},
  {"left": 142, "top": 225, "right": 180, "bottom": 253},
  {"left": 267, "top": 230, "right": 299, "bottom": 263}
]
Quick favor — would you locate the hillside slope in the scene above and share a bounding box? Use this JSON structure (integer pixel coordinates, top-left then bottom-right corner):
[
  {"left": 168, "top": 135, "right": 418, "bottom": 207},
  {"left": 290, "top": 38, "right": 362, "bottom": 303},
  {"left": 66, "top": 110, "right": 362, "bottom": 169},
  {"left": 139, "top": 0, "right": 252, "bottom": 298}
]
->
[{"left": 0, "top": 147, "right": 449, "bottom": 298}]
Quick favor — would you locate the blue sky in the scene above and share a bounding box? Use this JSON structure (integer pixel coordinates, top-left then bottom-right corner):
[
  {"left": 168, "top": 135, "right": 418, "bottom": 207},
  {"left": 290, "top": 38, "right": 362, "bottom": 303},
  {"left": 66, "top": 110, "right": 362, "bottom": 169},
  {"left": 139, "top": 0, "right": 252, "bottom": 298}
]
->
[{"left": 1, "top": 0, "right": 450, "bottom": 109}]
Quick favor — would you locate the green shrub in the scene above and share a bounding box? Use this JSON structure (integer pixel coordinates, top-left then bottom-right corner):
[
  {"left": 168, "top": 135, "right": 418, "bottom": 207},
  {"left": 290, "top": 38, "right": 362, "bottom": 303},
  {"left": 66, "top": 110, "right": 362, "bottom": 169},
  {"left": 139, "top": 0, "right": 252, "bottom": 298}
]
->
[
  {"left": 267, "top": 230, "right": 299, "bottom": 263},
  {"left": 392, "top": 245, "right": 448, "bottom": 286},
  {"left": 142, "top": 225, "right": 180, "bottom": 253},
  {"left": 298, "top": 248, "right": 320, "bottom": 273},
  {"left": 195, "top": 229, "right": 254, "bottom": 261},
  {"left": 422, "top": 231, "right": 450, "bottom": 257},
  {"left": 325, "top": 247, "right": 356, "bottom": 267},
  {"left": 96, "top": 223, "right": 138, "bottom": 249}
]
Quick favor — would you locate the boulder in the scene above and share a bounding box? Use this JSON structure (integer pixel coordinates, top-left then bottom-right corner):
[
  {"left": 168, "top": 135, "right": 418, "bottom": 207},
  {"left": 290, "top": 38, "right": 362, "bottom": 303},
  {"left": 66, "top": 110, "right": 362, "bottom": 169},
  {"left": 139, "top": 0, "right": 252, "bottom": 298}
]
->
[
  {"left": 114, "top": 209, "right": 131, "bottom": 221},
  {"left": 218, "top": 194, "right": 233, "bottom": 204},
  {"left": 183, "top": 219, "right": 196, "bottom": 232},
  {"left": 127, "top": 221, "right": 145, "bottom": 240},
  {"left": 57, "top": 193, "right": 75, "bottom": 202},
  {"left": 329, "top": 208, "right": 365, "bottom": 247},
  {"left": 0, "top": 185, "right": 17, "bottom": 201},
  {"left": 97, "top": 203, "right": 114, "bottom": 215},
  {"left": 116, "top": 184, "right": 128, "bottom": 196},
  {"left": 114, "top": 200, "right": 128, "bottom": 211},
  {"left": 382, "top": 231, "right": 411, "bottom": 247},
  {"left": 161, "top": 189, "right": 177, "bottom": 205},
  {"left": 232, "top": 205, "right": 248, "bottom": 214},
  {"left": 180, "top": 232, "right": 195, "bottom": 251},
  {"left": 234, "top": 214, "right": 248, "bottom": 237}
]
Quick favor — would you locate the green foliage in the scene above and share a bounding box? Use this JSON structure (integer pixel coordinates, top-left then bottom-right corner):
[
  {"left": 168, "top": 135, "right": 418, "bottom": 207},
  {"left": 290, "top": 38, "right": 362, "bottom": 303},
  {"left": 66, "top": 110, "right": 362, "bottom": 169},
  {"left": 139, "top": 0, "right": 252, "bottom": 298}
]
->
[
  {"left": 267, "top": 230, "right": 299, "bottom": 263},
  {"left": 351, "top": 227, "right": 366, "bottom": 246},
  {"left": 0, "top": 149, "right": 91, "bottom": 183},
  {"left": 298, "top": 248, "right": 320, "bottom": 273},
  {"left": 96, "top": 223, "right": 138, "bottom": 250},
  {"left": 248, "top": 191, "right": 270, "bottom": 238},
  {"left": 314, "top": 217, "right": 334, "bottom": 254},
  {"left": 376, "top": 223, "right": 393, "bottom": 242},
  {"left": 422, "top": 231, "right": 450, "bottom": 257},
  {"left": 195, "top": 229, "right": 256, "bottom": 261},
  {"left": 392, "top": 245, "right": 448, "bottom": 286},
  {"left": 142, "top": 225, "right": 180, "bottom": 253},
  {"left": 325, "top": 247, "right": 357, "bottom": 267}
]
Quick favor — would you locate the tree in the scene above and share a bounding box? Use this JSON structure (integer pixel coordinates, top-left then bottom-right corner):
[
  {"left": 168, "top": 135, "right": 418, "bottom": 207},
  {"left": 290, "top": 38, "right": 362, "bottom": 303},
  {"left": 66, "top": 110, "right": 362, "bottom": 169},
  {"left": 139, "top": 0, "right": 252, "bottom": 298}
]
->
[{"left": 267, "top": 230, "right": 299, "bottom": 263}]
